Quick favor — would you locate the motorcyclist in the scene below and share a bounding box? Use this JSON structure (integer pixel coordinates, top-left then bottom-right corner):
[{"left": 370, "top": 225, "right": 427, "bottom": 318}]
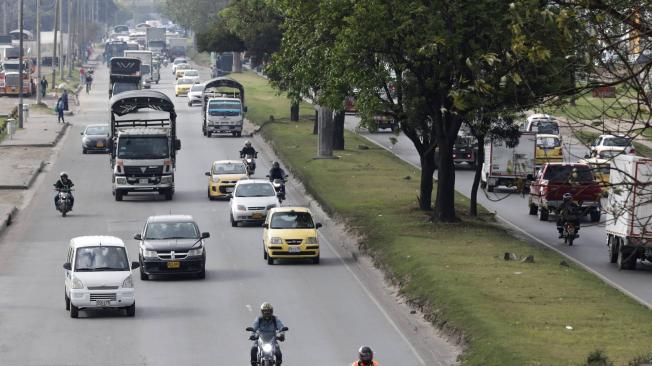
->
[
  {"left": 240, "top": 140, "right": 257, "bottom": 158},
  {"left": 557, "top": 193, "right": 579, "bottom": 238},
  {"left": 250, "top": 302, "right": 285, "bottom": 366},
  {"left": 269, "top": 162, "right": 286, "bottom": 182},
  {"left": 54, "top": 172, "right": 75, "bottom": 210},
  {"left": 352, "top": 346, "right": 379, "bottom": 366}
]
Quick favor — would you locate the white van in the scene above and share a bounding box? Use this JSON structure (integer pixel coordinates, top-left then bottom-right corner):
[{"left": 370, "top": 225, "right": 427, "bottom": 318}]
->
[{"left": 63, "top": 236, "right": 139, "bottom": 318}]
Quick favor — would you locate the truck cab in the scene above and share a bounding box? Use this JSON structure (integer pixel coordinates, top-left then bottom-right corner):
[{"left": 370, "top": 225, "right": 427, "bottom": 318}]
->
[{"left": 201, "top": 77, "right": 247, "bottom": 138}]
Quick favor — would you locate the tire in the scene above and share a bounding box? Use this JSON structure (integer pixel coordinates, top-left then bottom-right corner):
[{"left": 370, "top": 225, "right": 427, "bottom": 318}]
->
[
  {"left": 140, "top": 267, "right": 149, "bottom": 281},
  {"left": 608, "top": 235, "right": 618, "bottom": 264},
  {"left": 487, "top": 184, "right": 495, "bottom": 193},
  {"left": 529, "top": 204, "right": 538, "bottom": 215},
  {"left": 70, "top": 303, "right": 79, "bottom": 318},
  {"left": 590, "top": 209, "right": 601, "bottom": 223},
  {"left": 263, "top": 245, "right": 268, "bottom": 259},
  {"left": 188, "top": 101, "right": 191, "bottom": 107},
  {"left": 567, "top": 234, "right": 574, "bottom": 246},
  {"left": 82, "top": 148, "right": 87, "bottom": 154},
  {"left": 312, "top": 254, "right": 320, "bottom": 264},
  {"left": 164, "top": 190, "right": 173, "bottom": 201},
  {"left": 115, "top": 190, "right": 123, "bottom": 201},
  {"left": 538, "top": 207, "right": 549, "bottom": 221},
  {"left": 230, "top": 213, "right": 237, "bottom": 227},
  {"left": 237, "top": 132, "right": 242, "bottom": 137},
  {"left": 65, "top": 291, "right": 70, "bottom": 310},
  {"left": 202, "top": 128, "right": 207, "bottom": 136},
  {"left": 617, "top": 246, "right": 636, "bottom": 270},
  {"left": 480, "top": 181, "right": 487, "bottom": 189},
  {"left": 197, "top": 267, "right": 206, "bottom": 279},
  {"left": 62, "top": 210, "right": 67, "bottom": 217},
  {"left": 267, "top": 255, "right": 274, "bottom": 265},
  {"left": 125, "top": 303, "right": 135, "bottom": 317},
  {"left": 207, "top": 188, "right": 214, "bottom": 200}
]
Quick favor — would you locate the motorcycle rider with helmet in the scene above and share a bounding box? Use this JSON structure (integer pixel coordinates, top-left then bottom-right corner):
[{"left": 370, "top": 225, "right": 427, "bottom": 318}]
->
[
  {"left": 250, "top": 302, "right": 285, "bottom": 366},
  {"left": 557, "top": 193, "right": 579, "bottom": 238},
  {"left": 240, "top": 140, "right": 257, "bottom": 172},
  {"left": 353, "top": 346, "right": 379, "bottom": 366},
  {"left": 268, "top": 162, "right": 287, "bottom": 198},
  {"left": 54, "top": 172, "right": 75, "bottom": 210}
]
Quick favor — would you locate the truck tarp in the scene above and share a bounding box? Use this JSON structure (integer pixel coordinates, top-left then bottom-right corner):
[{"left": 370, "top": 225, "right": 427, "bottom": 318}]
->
[
  {"left": 203, "top": 77, "right": 245, "bottom": 104},
  {"left": 110, "top": 90, "right": 176, "bottom": 116}
]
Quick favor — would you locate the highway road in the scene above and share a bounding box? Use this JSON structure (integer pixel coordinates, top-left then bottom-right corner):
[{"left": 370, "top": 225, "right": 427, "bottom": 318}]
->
[
  {"left": 344, "top": 118, "right": 652, "bottom": 308},
  {"left": 0, "top": 63, "right": 457, "bottom": 365}
]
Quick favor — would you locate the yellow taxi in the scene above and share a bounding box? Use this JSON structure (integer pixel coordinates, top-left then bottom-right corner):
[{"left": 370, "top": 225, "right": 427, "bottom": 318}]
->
[
  {"left": 263, "top": 207, "right": 322, "bottom": 265},
  {"left": 579, "top": 157, "right": 610, "bottom": 193},
  {"left": 175, "top": 64, "right": 191, "bottom": 79},
  {"left": 204, "top": 160, "right": 249, "bottom": 200},
  {"left": 535, "top": 134, "right": 563, "bottom": 167},
  {"left": 175, "top": 78, "right": 195, "bottom": 97}
]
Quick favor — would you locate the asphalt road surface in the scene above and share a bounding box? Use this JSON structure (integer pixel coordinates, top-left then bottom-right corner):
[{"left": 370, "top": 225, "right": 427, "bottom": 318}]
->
[
  {"left": 345, "top": 118, "right": 652, "bottom": 308},
  {"left": 0, "top": 63, "right": 458, "bottom": 365}
]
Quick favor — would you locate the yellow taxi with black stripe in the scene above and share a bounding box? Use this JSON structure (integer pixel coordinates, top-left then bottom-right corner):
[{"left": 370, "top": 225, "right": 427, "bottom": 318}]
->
[
  {"left": 205, "top": 160, "right": 249, "bottom": 200},
  {"left": 263, "top": 207, "right": 322, "bottom": 265},
  {"left": 535, "top": 134, "right": 563, "bottom": 167}
]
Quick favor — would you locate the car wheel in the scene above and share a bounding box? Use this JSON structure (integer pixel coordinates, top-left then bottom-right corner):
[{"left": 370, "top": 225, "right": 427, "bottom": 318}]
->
[
  {"left": 487, "top": 184, "right": 495, "bottom": 193},
  {"left": 164, "top": 190, "right": 173, "bottom": 201},
  {"left": 65, "top": 291, "right": 70, "bottom": 310},
  {"left": 617, "top": 246, "right": 637, "bottom": 270},
  {"left": 590, "top": 209, "right": 601, "bottom": 223},
  {"left": 608, "top": 235, "right": 619, "bottom": 264},
  {"left": 267, "top": 255, "right": 274, "bottom": 265},
  {"left": 207, "top": 188, "right": 214, "bottom": 200},
  {"left": 312, "top": 254, "right": 320, "bottom": 264},
  {"left": 197, "top": 267, "right": 206, "bottom": 279},
  {"left": 115, "top": 190, "right": 123, "bottom": 201},
  {"left": 82, "top": 148, "right": 87, "bottom": 154},
  {"left": 263, "top": 245, "right": 268, "bottom": 259},
  {"left": 538, "top": 207, "right": 549, "bottom": 221},
  {"left": 125, "top": 303, "right": 135, "bottom": 317},
  {"left": 529, "top": 204, "right": 538, "bottom": 215},
  {"left": 70, "top": 303, "right": 79, "bottom": 318},
  {"left": 236, "top": 132, "right": 242, "bottom": 137},
  {"left": 230, "top": 213, "right": 237, "bottom": 227},
  {"left": 188, "top": 101, "right": 191, "bottom": 107},
  {"left": 480, "top": 180, "right": 487, "bottom": 189},
  {"left": 140, "top": 267, "right": 149, "bottom": 281}
]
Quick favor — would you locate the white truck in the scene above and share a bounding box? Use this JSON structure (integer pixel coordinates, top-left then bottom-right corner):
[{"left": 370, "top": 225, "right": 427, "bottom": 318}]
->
[
  {"left": 124, "top": 50, "right": 153, "bottom": 89},
  {"left": 481, "top": 132, "right": 536, "bottom": 192},
  {"left": 202, "top": 78, "right": 247, "bottom": 137},
  {"left": 606, "top": 154, "right": 652, "bottom": 270},
  {"left": 146, "top": 27, "right": 166, "bottom": 55},
  {"left": 168, "top": 37, "right": 187, "bottom": 58}
]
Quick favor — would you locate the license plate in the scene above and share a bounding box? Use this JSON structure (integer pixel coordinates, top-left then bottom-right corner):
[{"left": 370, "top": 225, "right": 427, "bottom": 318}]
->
[
  {"left": 96, "top": 142, "right": 104, "bottom": 148},
  {"left": 288, "top": 246, "right": 301, "bottom": 253},
  {"left": 139, "top": 178, "right": 149, "bottom": 185},
  {"left": 251, "top": 213, "right": 263, "bottom": 219},
  {"left": 96, "top": 299, "right": 110, "bottom": 306},
  {"left": 167, "top": 261, "right": 180, "bottom": 269}
]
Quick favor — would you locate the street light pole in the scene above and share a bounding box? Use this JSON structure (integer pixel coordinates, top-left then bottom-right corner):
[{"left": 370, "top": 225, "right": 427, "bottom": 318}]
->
[
  {"left": 59, "top": 0, "right": 64, "bottom": 81},
  {"left": 66, "top": 0, "right": 72, "bottom": 78},
  {"left": 51, "top": 0, "right": 59, "bottom": 87},
  {"left": 18, "top": 0, "right": 24, "bottom": 129},
  {"left": 36, "top": 0, "right": 42, "bottom": 104}
]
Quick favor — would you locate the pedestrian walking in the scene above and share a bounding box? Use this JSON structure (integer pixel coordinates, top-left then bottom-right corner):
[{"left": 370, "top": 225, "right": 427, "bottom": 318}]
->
[
  {"left": 40, "top": 76, "right": 48, "bottom": 98},
  {"left": 62, "top": 89, "right": 69, "bottom": 111},
  {"left": 85, "top": 74, "right": 93, "bottom": 94},
  {"left": 79, "top": 67, "right": 86, "bottom": 85},
  {"left": 56, "top": 97, "right": 65, "bottom": 124}
]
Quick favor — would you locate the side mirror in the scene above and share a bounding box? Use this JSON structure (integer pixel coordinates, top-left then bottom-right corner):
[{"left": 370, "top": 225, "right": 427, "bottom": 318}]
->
[
  {"left": 262, "top": 223, "right": 269, "bottom": 229},
  {"left": 134, "top": 233, "right": 142, "bottom": 240},
  {"left": 281, "top": 327, "right": 288, "bottom": 332},
  {"left": 246, "top": 327, "right": 255, "bottom": 332},
  {"left": 175, "top": 139, "right": 181, "bottom": 151},
  {"left": 63, "top": 262, "right": 72, "bottom": 270},
  {"left": 201, "top": 232, "right": 210, "bottom": 239},
  {"left": 131, "top": 261, "right": 140, "bottom": 269},
  {"left": 316, "top": 223, "right": 322, "bottom": 229},
  {"left": 80, "top": 132, "right": 84, "bottom": 135},
  {"left": 205, "top": 172, "right": 211, "bottom": 176}
]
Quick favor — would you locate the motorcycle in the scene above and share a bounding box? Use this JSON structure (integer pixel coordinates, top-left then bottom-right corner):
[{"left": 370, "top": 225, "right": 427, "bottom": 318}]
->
[
  {"left": 560, "top": 206, "right": 580, "bottom": 246},
  {"left": 54, "top": 188, "right": 74, "bottom": 217},
  {"left": 267, "top": 174, "right": 288, "bottom": 202},
  {"left": 246, "top": 326, "right": 288, "bottom": 366},
  {"left": 242, "top": 153, "right": 258, "bottom": 176}
]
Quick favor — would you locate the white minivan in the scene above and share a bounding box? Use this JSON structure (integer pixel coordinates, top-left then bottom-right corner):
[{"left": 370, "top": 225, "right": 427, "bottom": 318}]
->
[{"left": 63, "top": 236, "right": 140, "bottom": 318}]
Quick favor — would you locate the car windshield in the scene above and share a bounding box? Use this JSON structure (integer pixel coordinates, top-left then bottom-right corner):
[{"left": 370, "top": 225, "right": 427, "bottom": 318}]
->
[
  {"left": 536, "top": 136, "right": 560, "bottom": 148},
  {"left": 117, "top": 136, "right": 169, "bottom": 159},
  {"left": 177, "top": 79, "right": 193, "bottom": 85},
  {"left": 174, "top": 59, "right": 187, "bottom": 65},
  {"left": 270, "top": 212, "right": 315, "bottom": 229},
  {"left": 145, "top": 222, "right": 199, "bottom": 240},
  {"left": 208, "top": 100, "right": 241, "bottom": 117},
  {"left": 603, "top": 137, "right": 630, "bottom": 147},
  {"left": 113, "top": 82, "right": 138, "bottom": 95},
  {"left": 141, "top": 64, "right": 151, "bottom": 74},
  {"left": 235, "top": 183, "right": 276, "bottom": 197},
  {"left": 74, "top": 246, "right": 129, "bottom": 271},
  {"left": 543, "top": 165, "right": 594, "bottom": 183},
  {"left": 590, "top": 164, "right": 610, "bottom": 174},
  {"left": 455, "top": 136, "right": 475, "bottom": 147},
  {"left": 85, "top": 126, "right": 109, "bottom": 135},
  {"left": 184, "top": 70, "right": 198, "bottom": 76},
  {"left": 213, "top": 162, "right": 247, "bottom": 174},
  {"left": 191, "top": 85, "right": 205, "bottom": 92},
  {"left": 533, "top": 121, "right": 559, "bottom": 134}
]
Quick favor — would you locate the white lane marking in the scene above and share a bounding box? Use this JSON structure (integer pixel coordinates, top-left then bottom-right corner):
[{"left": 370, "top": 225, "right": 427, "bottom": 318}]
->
[{"left": 318, "top": 232, "right": 429, "bottom": 366}]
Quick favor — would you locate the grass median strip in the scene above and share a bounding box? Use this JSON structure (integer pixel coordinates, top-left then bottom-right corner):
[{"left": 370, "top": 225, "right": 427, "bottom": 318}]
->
[{"left": 231, "top": 71, "right": 652, "bottom": 365}]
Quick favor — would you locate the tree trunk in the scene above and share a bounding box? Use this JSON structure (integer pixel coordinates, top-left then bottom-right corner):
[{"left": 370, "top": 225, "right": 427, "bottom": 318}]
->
[
  {"left": 469, "top": 134, "right": 485, "bottom": 217},
  {"left": 435, "top": 137, "right": 457, "bottom": 221},
  {"left": 290, "top": 101, "right": 299, "bottom": 122},
  {"left": 313, "top": 110, "right": 318, "bottom": 135},
  {"left": 418, "top": 148, "right": 436, "bottom": 210},
  {"left": 317, "top": 106, "right": 334, "bottom": 157},
  {"left": 333, "top": 110, "right": 345, "bottom": 150},
  {"left": 232, "top": 52, "right": 242, "bottom": 73}
]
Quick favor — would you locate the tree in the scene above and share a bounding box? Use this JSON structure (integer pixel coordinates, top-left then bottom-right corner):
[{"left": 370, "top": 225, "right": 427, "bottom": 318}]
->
[
  {"left": 196, "top": 21, "right": 245, "bottom": 54},
  {"left": 160, "top": 0, "right": 228, "bottom": 32}
]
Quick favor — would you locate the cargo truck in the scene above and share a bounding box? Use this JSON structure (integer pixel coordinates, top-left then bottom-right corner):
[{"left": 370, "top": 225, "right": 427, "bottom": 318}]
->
[
  {"left": 124, "top": 50, "right": 153, "bottom": 89},
  {"left": 606, "top": 155, "right": 652, "bottom": 270},
  {"left": 481, "top": 132, "right": 536, "bottom": 192},
  {"left": 201, "top": 78, "right": 247, "bottom": 137},
  {"left": 168, "top": 37, "right": 187, "bottom": 58},
  {"left": 146, "top": 27, "right": 166, "bottom": 55},
  {"left": 109, "top": 57, "right": 141, "bottom": 98},
  {"left": 109, "top": 90, "right": 181, "bottom": 201}
]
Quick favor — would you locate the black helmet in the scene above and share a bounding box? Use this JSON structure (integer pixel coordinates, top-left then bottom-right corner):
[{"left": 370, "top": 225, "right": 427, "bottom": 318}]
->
[
  {"left": 563, "top": 193, "right": 572, "bottom": 202},
  {"left": 273, "top": 161, "right": 280, "bottom": 169},
  {"left": 60, "top": 172, "right": 69, "bottom": 180},
  {"left": 245, "top": 140, "right": 252, "bottom": 147},
  {"left": 358, "top": 346, "right": 373, "bottom": 363}
]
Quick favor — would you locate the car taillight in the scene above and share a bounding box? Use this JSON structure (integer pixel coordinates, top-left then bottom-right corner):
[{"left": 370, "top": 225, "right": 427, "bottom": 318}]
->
[{"left": 630, "top": 148, "right": 635, "bottom": 155}]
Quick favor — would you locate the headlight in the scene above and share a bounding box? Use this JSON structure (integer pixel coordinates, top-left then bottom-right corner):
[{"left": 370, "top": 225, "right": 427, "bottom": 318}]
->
[
  {"left": 116, "top": 177, "right": 127, "bottom": 184},
  {"left": 270, "top": 237, "right": 283, "bottom": 244},
  {"left": 266, "top": 204, "right": 276, "bottom": 210},
  {"left": 122, "top": 275, "right": 133, "bottom": 288},
  {"left": 237, "top": 204, "right": 247, "bottom": 211},
  {"left": 142, "top": 249, "right": 157, "bottom": 258},
  {"left": 72, "top": 277, "right": 85, "bottom": 289},
  {"left": 187, "top": 247, "right": 204, "bottom": 256},
  {"left": 161, "top": 176, "right": 173, "bottom": 184},
  {"left": 262, "top": 343, "right": 273, "bottom": 354},
  {"left": 306, "top": 237, "right": 318, "bottom": 244}
]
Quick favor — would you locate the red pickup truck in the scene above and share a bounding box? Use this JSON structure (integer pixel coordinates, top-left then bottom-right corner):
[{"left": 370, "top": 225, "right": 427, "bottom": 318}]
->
[{"left": 528, "top": 163, "right": 602, "bottom": 222}]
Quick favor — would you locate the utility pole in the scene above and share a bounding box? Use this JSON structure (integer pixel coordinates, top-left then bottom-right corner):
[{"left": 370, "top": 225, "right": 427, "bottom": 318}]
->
[
  {"left": 1, "top": 0, "right": 7, "bottom": 35},
  {"left": 51, "top": 0, "right": 59, "bottom": 87},
  {"left": 59, "top": 0, "right": 64, "bottom": 81},
  {"left": 18, "top": 0, "right": 24, "bottom": 129},
  {"left": 36, "top": 0, "right": 42, "bottom": 104},
  {"left": 66, "top": 0, "right": 72, "bottom": 77}
]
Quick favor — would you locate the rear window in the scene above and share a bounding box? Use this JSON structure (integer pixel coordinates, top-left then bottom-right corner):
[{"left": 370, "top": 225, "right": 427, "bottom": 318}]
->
[
  {"left": 536, "top": 136, "right": 561, "bottom": 148},
  {"left": 543, "top": 165, "right": 594, "bottom": 183},
  {"left": 603, "top": 137, "right": 630, "bottom": 147}
]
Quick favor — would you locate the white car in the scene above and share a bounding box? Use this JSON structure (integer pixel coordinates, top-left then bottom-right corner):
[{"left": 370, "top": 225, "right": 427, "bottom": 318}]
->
[
  {"left": 525, "top": 114, "right": 560, "bottom": 135},
  {"left": 182, "top": 69, "right": 200, "bottom": 83},
  {"left": 187, "top": 83, "right": 205, "bottom": 106},
  {"left": 590, "top": 134, "right": 635, "bottom": 157},
  {"left": 63, "top": 236, "right": 139, "bottom": 318},
  {"left": 171, "top": 58, "right": 188, "bottom": 74},
  {"left": 229, "top": 179, "right": 280, "bottom": 227}
]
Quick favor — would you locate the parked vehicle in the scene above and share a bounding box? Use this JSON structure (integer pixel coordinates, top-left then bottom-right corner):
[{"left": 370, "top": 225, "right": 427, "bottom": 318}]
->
[
  {"left": 263, "top": 207, "right": 322, "bottom": 264},
  {"left": 202, "top": 77, "right": 247, "bottom": 137},
  {"left": 369, "top": 112, "right": 398, "bottom": 132},
  {"left": 481, "top": 133, "right": 536, "bottom": 192},
  {"left": 606, "top": 155, "right": 652, "bottom": 270},
  {"left": 135, "top": 215, "right": 210, "bottom": 280},
  {"left": 63, "top": 236, "right": 139, "bottom": 318},
  {"left": 528, "top": 163, "right": 602, "bottom": 222}
]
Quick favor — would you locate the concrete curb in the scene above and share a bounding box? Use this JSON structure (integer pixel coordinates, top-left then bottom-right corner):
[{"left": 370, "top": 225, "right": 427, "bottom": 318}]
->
[
  {"left": 0, "top": 205, "right": 17, "bottom": 237},
  {"left": 0, "top": 122, "right": 70, "bottom": 148},
  {"left": 0, "top": 160, "right": 46, "bottom": 190}
]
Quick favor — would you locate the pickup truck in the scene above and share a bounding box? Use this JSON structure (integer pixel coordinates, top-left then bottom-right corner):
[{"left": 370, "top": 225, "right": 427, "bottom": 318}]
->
[{"left": 528, "top": 163, "right": 602, "bottom": 222}]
